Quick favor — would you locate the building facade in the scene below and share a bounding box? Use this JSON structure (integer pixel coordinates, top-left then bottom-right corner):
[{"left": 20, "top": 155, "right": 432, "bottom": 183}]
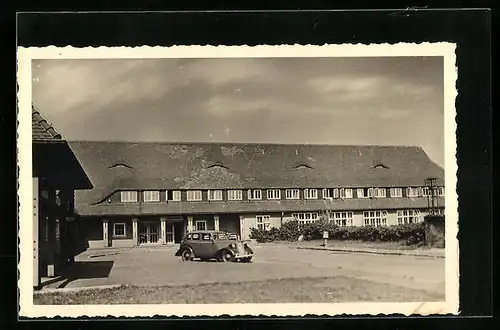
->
[{"left": 68, "top": 141, "right": 445, "bottom": 249}]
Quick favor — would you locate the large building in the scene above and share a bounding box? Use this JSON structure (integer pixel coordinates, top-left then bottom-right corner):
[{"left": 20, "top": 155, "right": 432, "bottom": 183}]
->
[{"left": 68, "top": 141, "right": 445, "bottom": 249}]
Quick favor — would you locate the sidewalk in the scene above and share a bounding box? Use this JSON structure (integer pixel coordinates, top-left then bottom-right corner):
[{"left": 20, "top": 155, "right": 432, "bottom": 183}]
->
[{"left": 294, "top": 245, "right": 445, "bottom": 258}]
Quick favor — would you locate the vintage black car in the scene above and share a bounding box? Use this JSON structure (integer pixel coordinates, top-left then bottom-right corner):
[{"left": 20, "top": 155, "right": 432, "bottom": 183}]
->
[{"left": 175, "top": 230, "right": 254, "bottom": 262}]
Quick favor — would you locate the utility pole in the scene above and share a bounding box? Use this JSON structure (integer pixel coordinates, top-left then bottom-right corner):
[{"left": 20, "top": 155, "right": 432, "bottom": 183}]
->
[{"left": 424, "top": 177, "right": 439, "bottom": 216}]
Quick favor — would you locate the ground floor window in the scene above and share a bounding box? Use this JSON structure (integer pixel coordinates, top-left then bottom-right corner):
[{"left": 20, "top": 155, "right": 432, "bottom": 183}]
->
[
  {"left": 195, "top": 220, "right": 207, "bottom": 231},
  {"left": 330, "top": 212, "right": 354, "bottom": 226},
  {"left": 397, "top": 209, "right": 421, "bottom": 224},
  {"left": 113, "top": 222, "right": 126, "bottom": 237},
  {"left": 363, "top": 210, "right": 388, "bottom": 227},
  {"left": 256, "top": 215, "right": 271, "bottom": 230}
]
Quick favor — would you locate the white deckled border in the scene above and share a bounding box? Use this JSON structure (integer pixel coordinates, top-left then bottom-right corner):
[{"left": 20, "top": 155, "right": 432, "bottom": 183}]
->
[{"left": 17, "top": 43, "right": 459, "bottom": 318}]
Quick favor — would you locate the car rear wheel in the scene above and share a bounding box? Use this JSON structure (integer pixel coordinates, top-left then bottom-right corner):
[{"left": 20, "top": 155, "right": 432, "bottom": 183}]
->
[
  {"left": 220, "top": 250, "right": 234, "bottom": 262},
  {"left": 181, "top": 249, "right": 193, "bottom": 261}
]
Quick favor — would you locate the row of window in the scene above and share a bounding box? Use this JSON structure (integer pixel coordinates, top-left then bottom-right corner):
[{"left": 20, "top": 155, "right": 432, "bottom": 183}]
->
[
  {"left": 120, "top": 186, "right": 445, "bottom": 203},
  {"left": 110, "top": 208, "right": 432, "bottom": 237}
]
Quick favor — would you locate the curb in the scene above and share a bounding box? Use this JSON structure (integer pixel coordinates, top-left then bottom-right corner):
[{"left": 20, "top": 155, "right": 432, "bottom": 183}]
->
[
  {"left": 34, "top": 284, "right": 123, "bottom": 294},
  {"left": 296, "top": 246, "right": 445, "bottom": 258}
]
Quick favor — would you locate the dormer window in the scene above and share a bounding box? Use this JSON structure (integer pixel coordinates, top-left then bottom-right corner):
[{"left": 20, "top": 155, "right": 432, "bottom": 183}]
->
[
  {"left": 372, "top": 163, "right": 389, "bottom": 169},
  {"left": 293, "top": 163, "right": 313, "bottom": 170},
  {"left": 109, "top": 163, "right": 132, "bottom": 169},
  {"left": 207, "top": 162, "right": 229, "bottom": 170},
  {"left": 120, "top": 191, "right": 138, "bottom": 203}
]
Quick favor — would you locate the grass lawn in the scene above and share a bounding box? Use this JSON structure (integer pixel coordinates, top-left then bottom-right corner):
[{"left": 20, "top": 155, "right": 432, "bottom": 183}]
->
[{"left": 34, "top": 276, "right": 444, "bottom": 304}]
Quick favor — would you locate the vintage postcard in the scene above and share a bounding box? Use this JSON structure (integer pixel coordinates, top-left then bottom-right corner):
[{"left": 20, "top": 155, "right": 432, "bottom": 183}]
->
[{"left": 17, "top": 43, "right": 459, "bottom": 317}]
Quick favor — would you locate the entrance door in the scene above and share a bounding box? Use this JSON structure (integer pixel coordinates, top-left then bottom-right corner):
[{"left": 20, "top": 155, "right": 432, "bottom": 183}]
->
[
  {"left": 138, "top": 222, "right": 160, "bottom": 244},
  {"left": 166, "top": 222, "right": 175, "bottom": 244}
]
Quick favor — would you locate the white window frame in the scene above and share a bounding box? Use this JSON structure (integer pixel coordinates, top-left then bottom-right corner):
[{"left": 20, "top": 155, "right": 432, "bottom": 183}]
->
[
  {"left": 248, "top": 189, "right": 262, "bottom": 200},
  {"left": 357, "top": 188, "right": 366, "bottom": 198},
  {"left": 227, "top": 190, "right": 243, "bottom": 200},
  {"left": 195, "top": 220, "right": 207, "bottom": 231},
  {"left": 397, "top": 209, "right": 421, "bottom": 225},
  {"left": 390, "top": 188, "right": 403, "bottom": 198},
  {"left": 322, "top": 189, "right": 331, "bottom": 199},
  {"left": 374, "top": 188, "right": 386, "bottom": 198},
  {"left": 143, "top": 190, "right": 160, "bottom": 202},
  {"left": 329, "top": 211, "right": 354, "bottom": 227},
  {"left": 438, "top": 187, "right": 445, "bottom": 196},
  {"left": 256, "top": 215, "right": 271, "bottom": 230},
  {"left": 120, "top": 191, "right": 138, "bottom": 203},
  {"left": 304, "top": 189, "right": 318, "bottom": 199},
  {"left": 171, "top": 190, "right": 182, "bottom": 201},
  {"left": 208, "top": 189, "right": 223, "bottom": 201},
  {"left": 292, "top": 212, "right": 319, "bottom": 225},
  {"left": 285, "top": 189, "right": 300, "bottom": 200},
  {"left": 187, "top": 190, "right": 202, "bottom": 201},
  {"left": 406, "top": 187, "right": 422, "bottom": 198},
  {"left": 340, "top": 188, "right": 353, "bottom": 199},
  {"left": 113, "top": 222, "right": 126, "bottom": 237},
  {"left": 267, "top": 189, "right": 281, "bottom": 200},
  {"left": 363, "top": 210, "right": 388, "bottom": 227}
]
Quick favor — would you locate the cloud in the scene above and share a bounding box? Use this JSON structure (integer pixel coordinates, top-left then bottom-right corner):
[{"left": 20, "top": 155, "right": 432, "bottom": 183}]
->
[{"left": 31, "top": 57, "right": 444, "bottom": 166}]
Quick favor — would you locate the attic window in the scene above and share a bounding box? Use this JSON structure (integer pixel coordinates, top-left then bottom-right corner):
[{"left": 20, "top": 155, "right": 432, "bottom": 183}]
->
[
  {"left": 372, "top": 163, "right": 389, "bottom": 169},
  {"left": 109, "top": 163, "right": 133, "bottom": 169},
  {"left": 294, "top": 164, "right": 313, "bottom": 170},
  {"left": 207, "top": 162, "right": 228, "bottom": 170}
]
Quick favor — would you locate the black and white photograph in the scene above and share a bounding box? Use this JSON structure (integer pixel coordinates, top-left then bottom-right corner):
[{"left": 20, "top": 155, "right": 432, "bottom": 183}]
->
[{"left": 17, "top": 44, "right": 459, "bottom": 317}]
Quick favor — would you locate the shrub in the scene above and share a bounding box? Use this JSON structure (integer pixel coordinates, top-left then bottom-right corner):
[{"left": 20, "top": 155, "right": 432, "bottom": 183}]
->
[{"left": 249, "top": 220, "right": 425, "bottom": 246}]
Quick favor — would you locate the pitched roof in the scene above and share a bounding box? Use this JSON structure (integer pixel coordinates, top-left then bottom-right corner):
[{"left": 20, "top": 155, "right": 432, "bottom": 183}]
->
[
  {"left": 69, "top": 141, "right": 445, "bottom": 210},
  {"left": 32, "top": 106, "right": 62, "bottom": 141}
]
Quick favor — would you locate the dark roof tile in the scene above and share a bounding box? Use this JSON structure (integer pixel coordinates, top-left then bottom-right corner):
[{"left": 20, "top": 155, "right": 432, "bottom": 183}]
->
[
  {"left": 69, "top": 141, "right": 445, "bottom": 212},
  {"left": 32, "top": 106, "right": 62, "bottom": 141}
]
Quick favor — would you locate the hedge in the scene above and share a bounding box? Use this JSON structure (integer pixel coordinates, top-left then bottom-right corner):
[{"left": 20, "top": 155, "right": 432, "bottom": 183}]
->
[{"left": 249, "top": 220, "right": 425, "bottom": 246}]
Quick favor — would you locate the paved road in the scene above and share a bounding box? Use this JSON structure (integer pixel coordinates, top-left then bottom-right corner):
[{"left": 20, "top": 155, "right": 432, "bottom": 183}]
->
[{"left": 51, "top": 245, "right": 444, "bottom": 297}]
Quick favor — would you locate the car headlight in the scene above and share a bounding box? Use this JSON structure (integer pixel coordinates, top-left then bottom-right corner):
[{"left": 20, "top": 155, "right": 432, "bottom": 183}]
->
[{"left": 229, "top": 243, "right": 236, "bottom": 249}]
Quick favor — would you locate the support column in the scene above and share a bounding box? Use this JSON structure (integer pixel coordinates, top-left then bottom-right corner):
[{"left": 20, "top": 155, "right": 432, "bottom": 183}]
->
[
  {"left": 132, "top": 218, "right": 138, "bottom": 246},
  {"left": 33, "top": 177, "right": 40, "bottom": 288},
  {"left": 102, "top": 218, "right": 109, "bottom": 248},
  {"left": 160, "top": 217, "right": 166, "bottom": 245},
  {"left": 239, "top": 215, "right": 245, "bottom": 240},
  {"left": 187, "top": 216, "right": 194, "bottom": 232},
  {"left": 47, "top": 190, "right": 56, "bottom": 277},
  {"left": 214, "top": 215, "right": 220, "bottom": 231}
]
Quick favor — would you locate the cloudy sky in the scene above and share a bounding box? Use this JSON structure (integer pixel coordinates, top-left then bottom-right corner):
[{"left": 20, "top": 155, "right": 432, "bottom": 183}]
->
[{"left": 32, "top": 56, "right": 444, "bottom": 167}]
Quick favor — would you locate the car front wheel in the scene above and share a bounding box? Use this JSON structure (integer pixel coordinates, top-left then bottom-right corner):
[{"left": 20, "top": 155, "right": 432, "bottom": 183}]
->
[
  {"left": 220, "top": 250, "right": 234, "bottom": 262},
  {"left": 181, "top": 249, "right": 193, "bottom": 261},
  {"left": 242, "top": 257, "right": 253, "bottom": 263}
]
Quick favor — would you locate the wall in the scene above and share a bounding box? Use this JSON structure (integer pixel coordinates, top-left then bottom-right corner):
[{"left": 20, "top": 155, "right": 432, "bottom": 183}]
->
[{"left": 240, "top": 213, "right": 282, "bottom": 240}]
